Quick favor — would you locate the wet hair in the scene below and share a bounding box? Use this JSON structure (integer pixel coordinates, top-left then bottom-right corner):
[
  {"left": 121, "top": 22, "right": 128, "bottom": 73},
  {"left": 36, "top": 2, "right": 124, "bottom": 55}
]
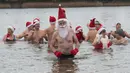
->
[
  {"left": 115, "top": 28, "right": 125, "bottom": 37},
  {"left": 116, "top": 23, "right": 121, "bottom": 26},
  {"left": 99, "top": 29, "right": 106, "bottom": 34}
]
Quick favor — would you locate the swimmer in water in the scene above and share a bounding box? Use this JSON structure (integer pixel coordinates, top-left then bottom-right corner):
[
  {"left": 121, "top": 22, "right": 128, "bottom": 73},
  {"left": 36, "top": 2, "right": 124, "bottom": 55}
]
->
[
  {"left": 45, "top": 16, "right": 57, "bottom": 49},
  {"left": 75, "top": 25, "right": 85, "bottom": 44},
  {"left": 50, "top": 4, "right": 79, "bottom": 59},
  {"left": 3, "top": 26, "right": 16, "bottom": 42},
  {"left": 112, "top": 28, "right": 128, "bottom": 45},
  {"left": 92, "top": 28, "right": 112, "bottom": 50},
  {"left": 86, "top": 18, "right": 97, "bottom": 43},
  {"left": 28, "top": 18, "right": 47, "bottom": 44},
  {"left": 16, "top": 21, "right": 34, "bottom": 41},
  {"left": 111, "top": 23, "right": 130, "bottom": 38}
]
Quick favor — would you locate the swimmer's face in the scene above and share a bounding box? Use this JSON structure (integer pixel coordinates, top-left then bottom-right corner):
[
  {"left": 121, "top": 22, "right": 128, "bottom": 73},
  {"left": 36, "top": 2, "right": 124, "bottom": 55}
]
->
[
  {"left": 100, "top": 30, "right": 107, "bottom": 36},
  {"left": 34, "top": 23, "right": 40, "bottom": 29},
  {"left": 77, "top": 29, "right": 83, "bottom": 33},
  {"left": 95, "top": 24, "right": 100, "bottom": 29},
  {"left": 58, "top": 20, "right": 67, "bottom": 28},
  {"left": 7, "top": 28, "right": 13, "bottom": 34},
  {"left": 51, "top": 23, "right": 56, "bottom": 28},
  {"left": 28, "top": 25, "right": 34, "bottom": 30},
  {"left": 116, "top": 23, "right": 121, "bottom": 30}
]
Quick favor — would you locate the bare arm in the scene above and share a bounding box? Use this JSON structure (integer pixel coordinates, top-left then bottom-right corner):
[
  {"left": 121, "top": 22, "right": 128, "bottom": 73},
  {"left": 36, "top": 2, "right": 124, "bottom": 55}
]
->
[
  {"left": 3, "top": 35, "right": 7, "bottom": 41},
  {"left": 112, "top": 38, "right": 128, "bottom": 45},
  {"left": 50, "top": 32, "right": 57, "bottom": 52},
  {"left": 85, "top": 32, "right": 89, "bottom": 41},
  {"left": 16, "top": 31, "right": 25, "bottom": 39},
  {"left": 92, "top": 36, "right": 98, "bottom": 46},
  {"left": 73, "top": 33, "right": 80, "bottom": 48},
  {"left": 124, "top": 31, "right": 130, "bottom": 38}
]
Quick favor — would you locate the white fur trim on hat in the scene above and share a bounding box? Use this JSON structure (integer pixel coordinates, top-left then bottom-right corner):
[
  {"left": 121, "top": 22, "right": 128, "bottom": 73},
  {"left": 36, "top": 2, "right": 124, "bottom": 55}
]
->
[
  {"left": 98, "top": 27, "right": 105, "bottom": 34},
  {"left": 87, "top": 26, "right": 96, "bottom": 29},
  {"left": 34, "top": 20, "right": 40, "bottom": 25},
  {"left": 50, "top": 22, "right": 56, "bottom": 24},
  {"left": 58, "top": 18, "right": 68, "bottom": 22},
  {"left": 7, "top": 26, "right": 15, "bottom": 32},
  {"left": 77, "top": 27, "right": 82, "bottom": 31},
  {"left": 27, "top": 23, "right": 33, "bottom": 28}
]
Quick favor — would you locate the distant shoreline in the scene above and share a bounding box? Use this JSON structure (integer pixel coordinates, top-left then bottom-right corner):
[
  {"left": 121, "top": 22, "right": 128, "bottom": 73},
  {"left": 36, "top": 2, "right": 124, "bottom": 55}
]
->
[{"left": 0, "top": 2, "right": 130, "bottom": 8}]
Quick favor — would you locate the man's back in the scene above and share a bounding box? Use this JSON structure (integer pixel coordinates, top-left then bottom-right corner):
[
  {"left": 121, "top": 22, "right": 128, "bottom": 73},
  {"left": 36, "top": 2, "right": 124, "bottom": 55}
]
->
[{"left": 87, "top": 30, "right": 97, "bottom": 43}]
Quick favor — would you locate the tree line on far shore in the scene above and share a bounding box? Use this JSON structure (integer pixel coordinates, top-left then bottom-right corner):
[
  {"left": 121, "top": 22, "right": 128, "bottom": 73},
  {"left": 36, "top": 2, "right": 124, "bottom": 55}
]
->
[{"left": 1, "top": 0, "right": 130, "bottom": 3}]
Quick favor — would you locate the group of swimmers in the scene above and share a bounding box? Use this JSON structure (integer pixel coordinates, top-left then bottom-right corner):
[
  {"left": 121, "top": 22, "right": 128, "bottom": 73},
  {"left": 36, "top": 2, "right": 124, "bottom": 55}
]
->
[{"left": 2, "top": 4, "right": 130, "bottom": 59}]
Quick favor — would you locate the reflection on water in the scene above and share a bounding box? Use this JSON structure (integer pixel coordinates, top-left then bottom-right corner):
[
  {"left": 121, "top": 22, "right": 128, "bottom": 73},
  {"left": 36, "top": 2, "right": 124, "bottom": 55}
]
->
[{"left": 52, "top": 59, "right": 78, "bottom": 73}]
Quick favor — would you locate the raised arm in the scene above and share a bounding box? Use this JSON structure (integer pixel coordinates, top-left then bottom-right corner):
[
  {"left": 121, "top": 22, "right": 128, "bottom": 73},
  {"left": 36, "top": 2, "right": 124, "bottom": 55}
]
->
[
  {"left": 124, "top": 31, "right": 130, "bottom": 38},
  {"left": 16, "top": 32, "right": 25, "bottom": 39}
]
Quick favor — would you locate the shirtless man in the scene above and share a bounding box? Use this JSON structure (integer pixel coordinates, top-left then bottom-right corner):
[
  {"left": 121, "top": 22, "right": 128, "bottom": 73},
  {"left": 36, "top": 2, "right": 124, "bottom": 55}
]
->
[
  {"left": 86, "top": 18, "right": 97, "bottom": 43},
  {"left": 50, "top": 4, "right": 79, "bottom": 59},
  {"left": 111, "top": 23, "right": 130, "bottom": 38},
  {"left": 75, "top": 25, "right": 85, "bottom": 43},
  {"left": 112, "top": 28, "right": 128, "bottom": 45},
  {"left": 45, "top": 16, "right": 57, "bottom": 48},
  {"left": 16, "top": 21, "right": 34, "bottom": 41},
  {"left": 28, "top": 18, "right": 47, "bottom": 44}
]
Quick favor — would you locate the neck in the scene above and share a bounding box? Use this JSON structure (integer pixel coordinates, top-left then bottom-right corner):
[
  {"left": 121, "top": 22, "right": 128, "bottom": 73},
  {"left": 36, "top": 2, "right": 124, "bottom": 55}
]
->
[
  {"left": 89, "top": 29, "right": 95, "bottom": 30},
  {"left": 51, "top": 25, "right": 55, "bottom": 28}
]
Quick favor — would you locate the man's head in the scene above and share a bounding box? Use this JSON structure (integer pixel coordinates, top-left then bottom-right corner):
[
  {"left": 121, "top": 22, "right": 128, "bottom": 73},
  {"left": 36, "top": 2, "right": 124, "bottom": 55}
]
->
[
  {"left": 95, "top": 21, "right": 101, "bottom": 29},
  {"left": 49, "top": 16, "right": 56, "bottom": 27},
  {"left": 75, "top": 26, "right": 83, "bottom": 33},
  {"left": 33, "top": 18, "right": 40, "bottom": 30},
  {"left": 57, "top": 19, "right": 69, "bottom": 38},
  {"left": 115, "top": 28, "right": 125, "bottom": 39},
  {"left": 98, "top": 28, "right": 107, "bottom": 36},
  {"left": 26, "top": 21, "right": 34, "bottom": 30},
  {"left": 7, "top": 26, "right": 15, "bottom": 34},
  {"left": 116, "top": 23, "right": 121, "bottom": 30}
]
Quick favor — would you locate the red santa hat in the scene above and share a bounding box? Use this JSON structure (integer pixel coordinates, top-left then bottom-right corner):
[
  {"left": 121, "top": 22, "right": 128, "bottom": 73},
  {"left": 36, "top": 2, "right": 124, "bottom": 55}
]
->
[
  {"left": 26, "top": 21, "right": 33, "bottom": 28},
  {"left": 75, "top": 26, "right": 82, "bottom": 33},
  {"left": 61, "top": 8, "right": 65, "bottom": 13},
  {"left": 7, "top": 26, "right": 15, "bottom": 32},
  {"left": 33, "top": 18, "right": 40, "bottom": 25},
  {"left": 87, "top": 18, "right": 96, "bottom": 29},
  {"left": 49, "top": 16, "right": 56, "bottom": 24},
  {"left": 58, "top": 4, "right": 67, "bottom": 22}
]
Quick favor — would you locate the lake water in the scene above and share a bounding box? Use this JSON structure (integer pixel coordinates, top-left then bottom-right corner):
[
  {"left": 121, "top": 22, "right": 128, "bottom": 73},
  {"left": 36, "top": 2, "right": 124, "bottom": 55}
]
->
[{"left": 0, "top": 6, "right": 130, "bottom": 73}]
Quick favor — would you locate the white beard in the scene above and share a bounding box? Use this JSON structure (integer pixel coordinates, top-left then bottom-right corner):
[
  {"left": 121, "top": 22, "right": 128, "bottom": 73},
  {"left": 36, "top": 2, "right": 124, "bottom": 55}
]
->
[{"left": 58, "top": 27, "right": 68, "bottom": 39}]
